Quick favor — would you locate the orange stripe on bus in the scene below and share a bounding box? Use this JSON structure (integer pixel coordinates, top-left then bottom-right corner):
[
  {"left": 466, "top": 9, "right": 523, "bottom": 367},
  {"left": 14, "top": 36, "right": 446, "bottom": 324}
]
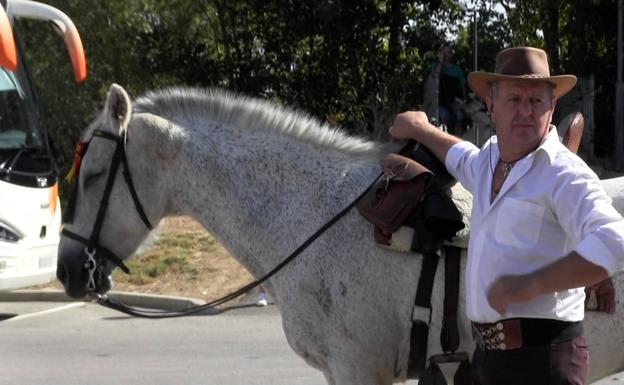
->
[{"left": 0, "top": 6, "right": 17, "bottom": 71}]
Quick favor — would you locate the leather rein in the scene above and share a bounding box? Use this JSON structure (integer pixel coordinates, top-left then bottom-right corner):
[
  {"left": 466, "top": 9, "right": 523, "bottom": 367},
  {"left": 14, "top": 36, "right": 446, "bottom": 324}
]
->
[{"left": 62, "top": 129, "right": 398, "bottom": 319}]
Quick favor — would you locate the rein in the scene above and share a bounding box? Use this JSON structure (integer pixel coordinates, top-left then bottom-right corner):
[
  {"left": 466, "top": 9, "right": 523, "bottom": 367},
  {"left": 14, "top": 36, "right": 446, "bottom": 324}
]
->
[
  {"left": 98, "top": 173, "right": 381, "bottom": 318},
  {"left": 64, "top": 128, "right": 415, "bottom": 319}
]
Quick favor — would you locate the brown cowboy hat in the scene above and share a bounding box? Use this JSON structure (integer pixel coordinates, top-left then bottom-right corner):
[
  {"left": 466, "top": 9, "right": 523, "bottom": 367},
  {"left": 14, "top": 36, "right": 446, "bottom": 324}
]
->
[{"left": 468, "top": 46, "right": 577, "bottom": 101}]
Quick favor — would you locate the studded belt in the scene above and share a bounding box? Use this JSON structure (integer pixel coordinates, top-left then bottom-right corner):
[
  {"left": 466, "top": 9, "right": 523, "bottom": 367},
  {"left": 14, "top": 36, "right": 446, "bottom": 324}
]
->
[{"left": 472, "top": 318, "right": 583, "bottom": 351}]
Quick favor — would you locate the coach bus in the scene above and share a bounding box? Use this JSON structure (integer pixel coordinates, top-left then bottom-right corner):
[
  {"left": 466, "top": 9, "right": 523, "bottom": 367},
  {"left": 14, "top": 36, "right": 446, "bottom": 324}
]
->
[{"left": 0, "top": 0, "right": 86, "bottom": 289}]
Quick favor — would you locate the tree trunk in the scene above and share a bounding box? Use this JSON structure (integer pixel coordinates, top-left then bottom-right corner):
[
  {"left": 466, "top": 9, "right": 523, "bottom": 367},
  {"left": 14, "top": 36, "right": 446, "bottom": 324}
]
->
[
  {"left": 388, "top": 0, "right": 403, "bottom": 70},
  {"left": 541, "top": 0, "right": 561, "bottom": 73}
]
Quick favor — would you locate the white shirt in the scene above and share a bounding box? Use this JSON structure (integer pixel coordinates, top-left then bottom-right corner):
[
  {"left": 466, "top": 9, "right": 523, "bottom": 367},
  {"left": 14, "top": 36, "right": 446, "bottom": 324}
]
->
[{"left": 445, "top": 127, "right": 624, "bottom": 323}]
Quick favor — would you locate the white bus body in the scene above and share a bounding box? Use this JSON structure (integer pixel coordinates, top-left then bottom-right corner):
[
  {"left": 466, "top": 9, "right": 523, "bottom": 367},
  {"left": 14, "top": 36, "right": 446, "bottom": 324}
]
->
[{"left": 0, "top": 0, "right": 85, "bottom": 289}]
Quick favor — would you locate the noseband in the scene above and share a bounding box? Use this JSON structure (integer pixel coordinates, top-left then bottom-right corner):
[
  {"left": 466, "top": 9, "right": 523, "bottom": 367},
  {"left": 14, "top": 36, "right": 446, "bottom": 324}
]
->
[{"left": 62, "top": 129, "right": 153, "bottom": 293}]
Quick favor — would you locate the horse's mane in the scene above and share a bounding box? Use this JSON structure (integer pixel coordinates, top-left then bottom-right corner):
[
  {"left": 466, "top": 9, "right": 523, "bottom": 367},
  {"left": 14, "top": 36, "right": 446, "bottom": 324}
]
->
[{"left": 132, "top": 87, "right": 386, "bottom": 157}]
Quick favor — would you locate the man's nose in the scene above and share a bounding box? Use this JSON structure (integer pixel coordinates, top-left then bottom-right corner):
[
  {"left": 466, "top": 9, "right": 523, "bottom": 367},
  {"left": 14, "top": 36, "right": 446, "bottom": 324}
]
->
[{"left": 517, "top": 98, "right": 533, "bottom": 115}]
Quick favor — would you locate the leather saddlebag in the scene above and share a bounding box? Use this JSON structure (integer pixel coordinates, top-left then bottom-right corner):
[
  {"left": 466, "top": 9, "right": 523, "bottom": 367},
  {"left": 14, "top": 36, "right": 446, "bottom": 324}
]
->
[{"left": 356, "top": 169, "right": 432, "bottom": 236}]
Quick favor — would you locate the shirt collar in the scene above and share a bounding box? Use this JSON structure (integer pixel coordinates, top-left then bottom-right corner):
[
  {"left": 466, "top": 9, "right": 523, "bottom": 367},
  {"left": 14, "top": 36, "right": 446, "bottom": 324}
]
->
[
  {"left": 489, "top": 124, "right": 560, "bottom": 162},
  {"left": 535, "top": 124, "right": 561, "bottom": 164}
]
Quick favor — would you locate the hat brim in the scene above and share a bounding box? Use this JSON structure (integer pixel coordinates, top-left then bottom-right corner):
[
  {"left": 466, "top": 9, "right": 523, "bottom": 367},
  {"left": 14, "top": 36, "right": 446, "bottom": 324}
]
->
[{"left": 468, "top": 72, "right": 577, "bottom": 101}]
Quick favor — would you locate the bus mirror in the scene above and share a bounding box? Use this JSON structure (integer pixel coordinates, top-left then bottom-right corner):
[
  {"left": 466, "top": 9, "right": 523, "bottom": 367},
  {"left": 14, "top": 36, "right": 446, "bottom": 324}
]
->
[
  {"left": 0, "top": 5, "right": 17, "bottom": 71},
  {"left": 8, "top": 0, "right": 86, "bottom": 82},
  {"left": 48, "top": 18, "right": 87, "bottom": 83}
]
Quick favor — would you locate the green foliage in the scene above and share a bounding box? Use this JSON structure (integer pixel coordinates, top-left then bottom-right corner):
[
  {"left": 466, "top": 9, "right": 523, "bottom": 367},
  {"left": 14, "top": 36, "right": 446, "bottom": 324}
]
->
[
  {"left": 11, "top": 0, "right": 621, "bottom": 205},
  {"left": 500, "top": 0, "right": 618, "bottom": 156},
  {"left": 17, "top": 0, "right": 469, "bottom": 200}
]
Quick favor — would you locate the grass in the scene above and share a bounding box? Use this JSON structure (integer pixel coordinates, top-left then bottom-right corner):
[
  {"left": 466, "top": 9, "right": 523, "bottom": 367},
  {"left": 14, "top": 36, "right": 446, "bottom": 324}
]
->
[{"left": 113, "top": 231, "right": 218, "bottom": 285}]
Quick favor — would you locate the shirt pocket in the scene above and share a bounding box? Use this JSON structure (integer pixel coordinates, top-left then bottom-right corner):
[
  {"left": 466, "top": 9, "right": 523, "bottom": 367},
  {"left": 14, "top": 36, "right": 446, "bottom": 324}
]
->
[{"left": 494, "top": 198, "right": 545, "bottom": 249}]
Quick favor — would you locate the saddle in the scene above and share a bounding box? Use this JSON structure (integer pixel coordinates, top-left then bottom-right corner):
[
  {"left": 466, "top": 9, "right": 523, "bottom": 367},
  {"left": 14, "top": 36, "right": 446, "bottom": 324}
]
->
[
  {"left": 356, "top": 141, "right": 468, "bottom": 383},
  {"left": 357, "top": 152, "right": 433, "bottom": 245},
  {"left": 356, "top": 145, "right": 465, "bottom": 253}
]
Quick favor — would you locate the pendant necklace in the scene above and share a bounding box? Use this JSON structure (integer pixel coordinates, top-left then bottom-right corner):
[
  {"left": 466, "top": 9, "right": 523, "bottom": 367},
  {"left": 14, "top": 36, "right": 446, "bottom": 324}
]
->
[
  {"left": 492, "top": 159, "right": 516, "bottom": 201},
  {"left": 501, "top": 160, "right": 515, "bottom": 179}
]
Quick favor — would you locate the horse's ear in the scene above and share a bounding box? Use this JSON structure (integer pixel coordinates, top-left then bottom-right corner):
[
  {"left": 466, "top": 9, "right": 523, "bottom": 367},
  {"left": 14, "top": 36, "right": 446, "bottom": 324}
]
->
[{"left": 104, "top": 83, "right": 132, "bottom": 134}]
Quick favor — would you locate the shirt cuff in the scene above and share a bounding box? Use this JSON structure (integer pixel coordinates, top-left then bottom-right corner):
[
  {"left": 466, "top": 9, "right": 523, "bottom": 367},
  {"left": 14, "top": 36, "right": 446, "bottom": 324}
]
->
[
  {"left": 444, "top": 141, "right": 474, "bottom": 178},
  {"left": 576, "top": 233, "right": 621, "bottom": 275}
]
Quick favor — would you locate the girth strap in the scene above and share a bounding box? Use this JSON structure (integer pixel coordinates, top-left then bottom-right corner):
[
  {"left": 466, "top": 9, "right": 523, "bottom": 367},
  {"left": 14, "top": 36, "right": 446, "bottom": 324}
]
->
[
  {"left": 441, "top": 245, "right": 461, "bottom": 353},
  {"left": 414, "top": 253, "right": 439, "bottom": 312},
  {"left": 407, "top": 251, "right": 439, "bottom": 378},
  {"left": 407, "top": 246, "right": 469, "bottom": 381}
]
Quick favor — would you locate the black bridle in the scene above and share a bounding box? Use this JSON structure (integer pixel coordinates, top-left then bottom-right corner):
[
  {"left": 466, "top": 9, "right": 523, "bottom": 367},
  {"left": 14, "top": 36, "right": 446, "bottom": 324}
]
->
[
  {"left": 62, "top": 128, "right": 403, "bottom": 318},
  {"left": 62, "top": 130, "right": 153, "bottom": 290}
]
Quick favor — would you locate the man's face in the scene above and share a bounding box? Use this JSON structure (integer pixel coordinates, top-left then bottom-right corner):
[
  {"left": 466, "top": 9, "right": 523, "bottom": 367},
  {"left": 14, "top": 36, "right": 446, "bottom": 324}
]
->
[{"left": 486, "top": 79, "right": 556, "bottom": 157}]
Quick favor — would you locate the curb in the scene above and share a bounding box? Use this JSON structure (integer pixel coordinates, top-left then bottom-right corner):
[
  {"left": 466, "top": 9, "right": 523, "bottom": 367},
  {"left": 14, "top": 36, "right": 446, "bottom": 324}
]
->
[{"left": 0, "top": 289, "right": 207, "bottom": 312}]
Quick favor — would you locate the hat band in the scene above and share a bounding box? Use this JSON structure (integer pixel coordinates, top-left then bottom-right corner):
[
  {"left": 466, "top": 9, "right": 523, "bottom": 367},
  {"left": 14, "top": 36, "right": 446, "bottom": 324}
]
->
[{"left": 497, "top": 73, "right": 549, "bottom": 79}]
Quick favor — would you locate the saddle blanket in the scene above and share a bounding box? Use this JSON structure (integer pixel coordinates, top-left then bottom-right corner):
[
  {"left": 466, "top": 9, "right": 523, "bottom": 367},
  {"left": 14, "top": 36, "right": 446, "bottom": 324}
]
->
[{"left": 379, "top": 183, "right": 472, "bottom": 253}]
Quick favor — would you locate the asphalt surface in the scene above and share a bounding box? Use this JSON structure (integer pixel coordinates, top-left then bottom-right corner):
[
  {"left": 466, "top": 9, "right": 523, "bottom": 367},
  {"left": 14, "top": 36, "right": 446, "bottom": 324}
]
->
[
  {"left": 0, "top": 290, "right": 327, "bottom": 385},
  {"left": 1, "top": 290, "right": 623, "bottom": 385}
]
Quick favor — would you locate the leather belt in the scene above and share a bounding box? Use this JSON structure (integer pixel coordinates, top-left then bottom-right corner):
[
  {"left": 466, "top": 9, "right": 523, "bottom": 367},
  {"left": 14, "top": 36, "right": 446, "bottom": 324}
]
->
[{"left": 472, "top": 318, "right": 583, "bottom": 351}]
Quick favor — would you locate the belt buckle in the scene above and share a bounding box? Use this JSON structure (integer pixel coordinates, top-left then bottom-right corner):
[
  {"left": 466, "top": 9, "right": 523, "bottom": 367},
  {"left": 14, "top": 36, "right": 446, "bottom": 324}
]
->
[
  {"left": 473, "top": 322, "right": 508, "bottom": 351},
  {"left": 471, "top": 323, "right": 486, "bottom": 350}
]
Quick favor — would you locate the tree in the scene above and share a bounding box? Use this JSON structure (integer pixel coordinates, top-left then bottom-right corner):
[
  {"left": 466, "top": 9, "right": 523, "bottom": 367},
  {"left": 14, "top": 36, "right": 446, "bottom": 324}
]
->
[
  {"left": 500, "top": 0, "right": 618, "bottom": 157},
  {"left": 14, "top": 0, "right": 620, "bottom": 205}
]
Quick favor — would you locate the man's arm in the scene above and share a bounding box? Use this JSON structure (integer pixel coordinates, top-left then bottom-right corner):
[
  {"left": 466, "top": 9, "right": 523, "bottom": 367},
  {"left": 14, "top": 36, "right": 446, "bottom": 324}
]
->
[
  {"left": 389, "top": 111, "right": 462, "bottom": 163},
  {"left": 487, "top": 251, "right": 609, "bottom": 316}
]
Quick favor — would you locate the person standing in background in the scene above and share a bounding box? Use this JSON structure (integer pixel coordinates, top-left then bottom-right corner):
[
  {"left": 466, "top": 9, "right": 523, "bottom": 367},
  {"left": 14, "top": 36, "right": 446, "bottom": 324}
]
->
[{"left": 432, "top": 46, "right": 467, "bottom": 136}]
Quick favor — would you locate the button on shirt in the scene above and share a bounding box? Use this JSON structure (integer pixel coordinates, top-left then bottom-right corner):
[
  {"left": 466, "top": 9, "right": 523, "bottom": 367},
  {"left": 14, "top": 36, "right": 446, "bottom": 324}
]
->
[{"left": 445, "top": 127, "right": 624, "bottom": 323}]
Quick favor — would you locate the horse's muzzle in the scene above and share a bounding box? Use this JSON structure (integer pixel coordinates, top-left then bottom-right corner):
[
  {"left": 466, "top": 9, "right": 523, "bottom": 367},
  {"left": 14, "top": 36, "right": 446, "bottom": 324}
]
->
[{"left": 57, "top": 253, "right": 113, "bottom": 299}]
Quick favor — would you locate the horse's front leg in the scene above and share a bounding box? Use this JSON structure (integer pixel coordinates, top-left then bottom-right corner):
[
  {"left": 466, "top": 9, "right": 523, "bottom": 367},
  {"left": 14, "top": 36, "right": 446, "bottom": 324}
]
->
[{"left": 281, "top": 315, "right": 397, "bottom": 385}]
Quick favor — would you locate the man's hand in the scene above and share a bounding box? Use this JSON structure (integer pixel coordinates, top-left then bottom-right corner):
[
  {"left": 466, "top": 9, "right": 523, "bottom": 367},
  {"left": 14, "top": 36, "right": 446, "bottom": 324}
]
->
[
  {"left": 487, "top": 274, "right": 541, "bottom": 316},
  {"left": 389, "top": 110, "right": 461, "bottom": 164},
  {"left": 487, "top": 252, "right": 610, "bottom": 317},
  {"left": 389, "top": 111, "right": 431, "bottom": 141}
]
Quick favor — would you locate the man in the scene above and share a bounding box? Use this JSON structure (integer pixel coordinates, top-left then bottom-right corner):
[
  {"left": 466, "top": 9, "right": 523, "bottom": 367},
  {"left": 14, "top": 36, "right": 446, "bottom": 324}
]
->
[
  {"left": 432, "top": 46, "right": 466, "bottom": 135},
  {"left": 390, "top": 47, "right": 624, "bottom": 384}
]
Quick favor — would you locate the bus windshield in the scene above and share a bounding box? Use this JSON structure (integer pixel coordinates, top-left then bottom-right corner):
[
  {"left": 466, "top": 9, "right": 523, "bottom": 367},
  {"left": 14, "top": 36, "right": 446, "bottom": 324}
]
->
[{"left": 0, "top": 67, "right": 42, "bottom": 150}]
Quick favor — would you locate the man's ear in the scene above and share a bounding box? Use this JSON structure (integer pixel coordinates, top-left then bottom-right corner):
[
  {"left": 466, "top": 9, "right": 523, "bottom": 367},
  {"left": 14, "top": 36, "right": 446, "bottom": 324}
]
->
[
  {"left": 549, "top": 96, "right": 557, "bottom": 123},
  {"left": 104, "top": 83, "right": 132, "bottom": 135},
  {"left": 485, "top": 94, "right": 495, "bottom": 119}
]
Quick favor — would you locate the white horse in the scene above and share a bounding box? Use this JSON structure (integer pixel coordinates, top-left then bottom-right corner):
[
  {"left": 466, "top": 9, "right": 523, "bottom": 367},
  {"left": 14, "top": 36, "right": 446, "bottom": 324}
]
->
[{"left": 57, "top": 84, "right": 624, "bottom": 385}]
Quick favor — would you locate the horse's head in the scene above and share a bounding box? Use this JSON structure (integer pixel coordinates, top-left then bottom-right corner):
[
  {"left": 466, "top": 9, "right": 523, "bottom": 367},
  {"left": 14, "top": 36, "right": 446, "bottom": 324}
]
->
[{"left": 57, "top": 84, "right": 166, "bottom": 298}]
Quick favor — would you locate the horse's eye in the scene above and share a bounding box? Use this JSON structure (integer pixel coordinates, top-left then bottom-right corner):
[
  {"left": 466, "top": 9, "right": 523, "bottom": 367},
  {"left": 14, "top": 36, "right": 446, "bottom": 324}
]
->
[{"left": 84, "top": 170, "right": 105, "bottom": 188}]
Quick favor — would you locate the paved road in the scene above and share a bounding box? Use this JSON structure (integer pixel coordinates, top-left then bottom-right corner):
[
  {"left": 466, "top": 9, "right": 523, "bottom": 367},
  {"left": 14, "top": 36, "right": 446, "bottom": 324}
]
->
[
  {"left": 0, "top": 296, "right": 327, "bottom": 385},
  {"left": 1, "top": 292, "right": 623, "bottom": 385}
]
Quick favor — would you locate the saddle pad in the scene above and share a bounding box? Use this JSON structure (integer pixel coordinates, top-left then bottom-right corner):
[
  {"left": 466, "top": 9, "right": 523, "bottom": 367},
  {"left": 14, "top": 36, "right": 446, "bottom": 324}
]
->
[
  {"left": 445, "top": 183, "right": 472, "bottom": 248},
  {"left": 381, "top": 183, "right": 473, "bottom": 253}
]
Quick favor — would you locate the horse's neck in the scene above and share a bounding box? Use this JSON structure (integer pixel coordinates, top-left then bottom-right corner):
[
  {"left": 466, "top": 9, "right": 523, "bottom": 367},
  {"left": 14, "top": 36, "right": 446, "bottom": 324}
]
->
[{"left": 169, "top": 125, "right": 381, "bottom": 277}]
